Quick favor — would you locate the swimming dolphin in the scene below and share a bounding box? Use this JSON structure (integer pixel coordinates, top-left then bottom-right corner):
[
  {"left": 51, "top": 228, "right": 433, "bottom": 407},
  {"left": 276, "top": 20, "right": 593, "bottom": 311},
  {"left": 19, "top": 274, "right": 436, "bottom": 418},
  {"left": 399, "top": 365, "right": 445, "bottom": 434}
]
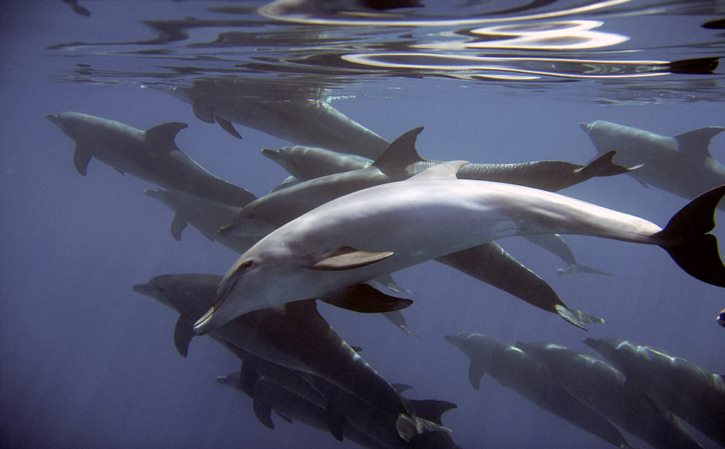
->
[
  {"left": 585, "top": 338, "right": 725, "bottom": 447},
  {"left": 46, "top": 112, "right": 255, "bottom": 207},
  {"left": 194, "top": 153, "right": 725, "bottom": 333},
  {"left": 133, "top": 273, "right": 411, "bottom": 416},
  {"left": 443, "top": 333, "right": 636, "bottom": 449},
  {"left": 144, "top": 188, "right": 258, "bottom": 254},
  {"left": 168, "top": 79, "right": 390, "bottom": 158},
  {"left": 517, "top": 341, "right": 704, "bottom": 449},
  {"left": 581, "top": 120, "right": 725, "bottom": 208}
]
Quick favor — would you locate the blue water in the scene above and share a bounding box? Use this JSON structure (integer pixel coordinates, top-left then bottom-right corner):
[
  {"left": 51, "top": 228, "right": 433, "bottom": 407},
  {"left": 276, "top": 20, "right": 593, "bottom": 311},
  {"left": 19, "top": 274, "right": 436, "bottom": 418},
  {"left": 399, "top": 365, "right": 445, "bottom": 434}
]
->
[{"left": 1, "top": 1, "right": 724, "bottom": 448}]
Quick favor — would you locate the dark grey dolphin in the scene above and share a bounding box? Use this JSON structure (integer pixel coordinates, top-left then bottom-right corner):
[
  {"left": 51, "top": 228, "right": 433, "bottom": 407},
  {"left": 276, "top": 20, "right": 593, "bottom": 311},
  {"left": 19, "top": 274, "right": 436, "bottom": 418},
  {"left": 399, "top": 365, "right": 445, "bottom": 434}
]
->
[
  {"left": 46, "top": 111, "right": 255, "bottom": 207},
  {"left": 132, "top": 273, "right": 411, "bottom": 416},
  {"left": 517, "top": 341, "right": 704, "bottom": 449},
  {"left": 168, "top": 79, "right": 390, "bottom": 159},
  {"left": 581, "top": 120, "right": 725, "bottom": 209},
  {"left": 444, "top": 332, "right": 636, "bottom": 449},
  {"left": 585, "top": 338, "right": 725, "bottom": 447},
  {"left": 133, "top": 273, "right": 450, "bottom": 446}
]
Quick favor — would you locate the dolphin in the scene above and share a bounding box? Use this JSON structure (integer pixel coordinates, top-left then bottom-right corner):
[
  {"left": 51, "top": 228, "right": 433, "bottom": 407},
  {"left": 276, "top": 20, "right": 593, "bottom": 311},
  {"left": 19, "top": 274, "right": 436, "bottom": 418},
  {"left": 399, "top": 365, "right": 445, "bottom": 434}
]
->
[
  {"left": 194, "top": 155, "right": 725, "bottom": 333},
  {"left": 133, "top": 273, "right": 450, "bottom": 445},
  {"left": 228, "top": 129, "right": 611, "bottom": 328},
  {"left": 517, "top": 341, "right": 704, "bottom": 449},
  {"left": 46, "top": 112, "right": 256, "bottom": 207},
  {"left": 168, "top": 79, "right": 390, "bottom": 159},
  {"left": 133, "top": 273, "right": 412, "bottom": 416},
  {"left": 585, "top": 338, "right": 725, "bottom": 447},
  {"left": 581, "top": 120, "right": 725, "bottom": 208},
  {"left": 144, "top": 188, "right": 258, "bottom": 254},
  {"left": 443, "top": 333, "right": 636, "bottom": 449},
  {"left": 217, "top": 363, "right": 460, "bottom": 449}
]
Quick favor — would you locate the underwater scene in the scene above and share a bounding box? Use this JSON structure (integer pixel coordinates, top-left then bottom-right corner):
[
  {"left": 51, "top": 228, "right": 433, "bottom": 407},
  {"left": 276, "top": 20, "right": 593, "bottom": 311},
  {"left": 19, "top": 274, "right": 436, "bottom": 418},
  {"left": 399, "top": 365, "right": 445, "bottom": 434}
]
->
[{"left": 1, "top": 1, "right": 724, "bottom": 448}]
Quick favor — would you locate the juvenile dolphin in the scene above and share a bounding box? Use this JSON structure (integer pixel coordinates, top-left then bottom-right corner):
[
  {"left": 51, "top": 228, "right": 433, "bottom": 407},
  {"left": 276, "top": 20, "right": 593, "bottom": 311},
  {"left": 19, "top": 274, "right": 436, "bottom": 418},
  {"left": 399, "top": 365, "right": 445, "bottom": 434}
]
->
[
  {"left": 517, "top": 341, "right": 704, "bottom": 449},
  {"left": 194, "top": 156, "right": 725, "bottom": 333},
  {"left": 47, "top": 112, "right": 256, "bottom": 207},
  {"left": 585, "top": 338, "right": 725, "bottom": 447},
  {"left": 443, "top": 333, "right": 636, "bottom": 449},
  {"left": 169, "top": 80, "right": 390, "bottom": 158},
  {"left": 581, "top": 120, "right": 725, "bottom": 208}
]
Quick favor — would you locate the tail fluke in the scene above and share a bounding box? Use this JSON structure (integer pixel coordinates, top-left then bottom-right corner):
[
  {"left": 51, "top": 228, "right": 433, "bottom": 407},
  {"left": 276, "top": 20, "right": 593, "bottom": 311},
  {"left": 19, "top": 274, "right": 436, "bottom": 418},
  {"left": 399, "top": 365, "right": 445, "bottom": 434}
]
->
[{"left": 655, "top": 185, "right": 725, "bottom": 287}]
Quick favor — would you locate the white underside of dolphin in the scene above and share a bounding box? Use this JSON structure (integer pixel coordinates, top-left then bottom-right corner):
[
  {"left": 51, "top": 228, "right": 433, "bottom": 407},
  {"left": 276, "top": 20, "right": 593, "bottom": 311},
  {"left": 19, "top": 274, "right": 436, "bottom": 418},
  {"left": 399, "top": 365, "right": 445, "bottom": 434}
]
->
[{"left": 194, "top": 160, "right": 725, "bottom": 334}]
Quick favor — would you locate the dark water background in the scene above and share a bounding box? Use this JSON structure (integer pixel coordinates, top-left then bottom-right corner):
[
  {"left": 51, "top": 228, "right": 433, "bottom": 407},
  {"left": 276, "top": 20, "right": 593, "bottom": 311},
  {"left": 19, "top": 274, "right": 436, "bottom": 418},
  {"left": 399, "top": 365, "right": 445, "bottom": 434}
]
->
[{"left": 1, "top": 1, "right": 724, "bottom": 448}]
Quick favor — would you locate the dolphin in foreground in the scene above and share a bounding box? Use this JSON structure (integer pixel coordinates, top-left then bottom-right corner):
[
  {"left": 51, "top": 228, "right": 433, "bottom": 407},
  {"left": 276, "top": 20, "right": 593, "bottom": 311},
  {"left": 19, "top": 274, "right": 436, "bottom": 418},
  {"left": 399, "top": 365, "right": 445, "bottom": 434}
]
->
[
  {"left": 46, "top": 112, "right": 255, "bottom": 207},
  {"left": 517, "top": 341, "right": 704, "bottom": 449},
  {"left": 443, "top": 333, "right": 636, "bottom": 449},
  {"left": 194, "top": 157, "right": 725, "bottom": 333},
  {"left": 581, "top": 120, "right": 725, "bottom": 208},
  {"left": 585, "top": 338, "right": 725, "bottom": 447}
]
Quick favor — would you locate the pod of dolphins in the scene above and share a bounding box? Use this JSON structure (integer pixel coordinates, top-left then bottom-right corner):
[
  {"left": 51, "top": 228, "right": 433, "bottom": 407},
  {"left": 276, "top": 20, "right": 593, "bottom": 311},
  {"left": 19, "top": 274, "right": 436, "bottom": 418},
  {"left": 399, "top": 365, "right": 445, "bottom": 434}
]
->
[{"left": 48, "top": 81, "right": 724, "bottom": 448}]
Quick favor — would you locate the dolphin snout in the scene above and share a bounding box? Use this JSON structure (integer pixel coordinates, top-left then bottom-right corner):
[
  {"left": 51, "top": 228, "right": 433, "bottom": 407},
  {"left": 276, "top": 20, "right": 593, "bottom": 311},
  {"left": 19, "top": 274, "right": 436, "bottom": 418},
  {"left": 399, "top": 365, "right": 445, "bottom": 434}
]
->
[
  {"left": 580, "top": 122, "right": 593, "bottom": 132},
  {"left": 46, "top": 114, "right": 60, "bottom": 124},
  {"left": 132, "top": 283, "right": 155, "bottom": 296},
  {"left": 261, "top": 148, "right": 281, "bottom": 161}
]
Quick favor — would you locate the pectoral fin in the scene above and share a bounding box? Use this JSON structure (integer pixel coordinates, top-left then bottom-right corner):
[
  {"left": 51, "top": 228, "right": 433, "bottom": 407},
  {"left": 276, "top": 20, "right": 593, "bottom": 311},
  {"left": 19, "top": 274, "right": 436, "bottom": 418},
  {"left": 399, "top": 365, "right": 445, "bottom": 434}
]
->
[
  {"left": 173, "top": 316, "right": 195, "bottom": 357},
  {"left": 73, "top": 146, "right": 92, "bottom": 176},
  {"left": 253, "top": 399, "right": 275, "bottom": 429},
  {"left": 321, "top": 283, "right": 413, "bottom": 313},
  {"left": 468, "top": 361, "right": 485, "bottom": 390},
  {"left": 170, "top": 214, "right": 187, "bottom": 241},
  {"left": 214, "top": 116, "right": 242, "bottom": 139},
  {"left": 311, "top": 246, "right": 394, "bottom": 271}
]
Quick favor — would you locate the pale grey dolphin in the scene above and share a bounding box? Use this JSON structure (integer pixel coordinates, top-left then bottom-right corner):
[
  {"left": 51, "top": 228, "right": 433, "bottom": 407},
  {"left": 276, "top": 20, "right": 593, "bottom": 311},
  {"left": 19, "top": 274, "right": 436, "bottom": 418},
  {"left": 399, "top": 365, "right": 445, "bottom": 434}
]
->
[
  {"left": 194, "top": 155, "right": 725, "bottom": 333},
  {"left": 168, "top": 80, "right": 390, "bottom": 159},
  {"left": 46, "top": 112, "right": 255, "bottom": 207},
  {"left": 231, "top": 129, "right": 610, "bottom": 328},
  {"left": 259, "top": 137, "right": 625, "bottom": 275},
  {"left": 443, "top": 333, "right": 636, "bottom": 449},
  {"left": 144, "top": 188, "right": 258, "bottom": 254},
  {"left": 517, "top": 341, "right": 704, "bottom": 449},
  {"left": 581, "top": 120, "right": 725, "bottom": 208},
  {"left": 133, "top": 274, "right": 412, "bottom": 416},
  {"left": 585, "top": 338, "right": 725, "bottom": 447}
]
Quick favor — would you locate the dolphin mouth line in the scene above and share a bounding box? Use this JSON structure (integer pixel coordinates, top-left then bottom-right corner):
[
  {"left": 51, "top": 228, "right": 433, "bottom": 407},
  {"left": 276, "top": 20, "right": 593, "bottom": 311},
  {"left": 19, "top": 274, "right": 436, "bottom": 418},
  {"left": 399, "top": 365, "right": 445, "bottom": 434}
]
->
[{"left": 194, "top": 276, "right": 239, "bottom": 333}]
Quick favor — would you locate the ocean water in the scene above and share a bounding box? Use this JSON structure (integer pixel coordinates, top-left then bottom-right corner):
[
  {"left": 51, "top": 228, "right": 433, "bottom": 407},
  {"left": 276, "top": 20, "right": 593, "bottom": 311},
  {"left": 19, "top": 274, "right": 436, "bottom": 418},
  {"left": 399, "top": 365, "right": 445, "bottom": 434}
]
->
[{"left": 1, "top": 1, "right": 724, "bottom": 449}]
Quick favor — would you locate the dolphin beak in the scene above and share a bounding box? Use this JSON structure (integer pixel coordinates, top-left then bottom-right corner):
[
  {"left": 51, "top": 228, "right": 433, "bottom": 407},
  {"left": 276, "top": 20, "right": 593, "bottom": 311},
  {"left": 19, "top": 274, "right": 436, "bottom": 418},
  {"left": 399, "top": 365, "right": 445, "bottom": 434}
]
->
[
  {"left": 132, "top": 283, "right": 154, "bottom": 296},
  {"left": 580, "top": 122, "right": 593, "bottom": 132},
  {"left": 443, "top": 334, "right": 455, "bottom": 343},
  {"left": 46, "top": 114, "right": 60, "bottom": 124},
  {"left": 260, "top": 148, "right": 281, "bottom": 161}
]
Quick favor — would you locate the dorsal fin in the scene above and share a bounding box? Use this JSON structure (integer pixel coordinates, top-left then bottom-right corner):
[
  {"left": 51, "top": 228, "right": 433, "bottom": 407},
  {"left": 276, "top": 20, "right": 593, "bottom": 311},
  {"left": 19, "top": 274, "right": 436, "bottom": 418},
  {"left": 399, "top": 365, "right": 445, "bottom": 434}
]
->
[
  {"left": 409, "top": 160, "right": 467, "bottom": 181},
  {"left": 145, "top": 122, "right": 188, "bottom": 149},
  {"left": 674, "top": 126, "right": 724, "bottom": 160},
  {"left": 371, "top": 127, "right": 426, "bottom": 175}
]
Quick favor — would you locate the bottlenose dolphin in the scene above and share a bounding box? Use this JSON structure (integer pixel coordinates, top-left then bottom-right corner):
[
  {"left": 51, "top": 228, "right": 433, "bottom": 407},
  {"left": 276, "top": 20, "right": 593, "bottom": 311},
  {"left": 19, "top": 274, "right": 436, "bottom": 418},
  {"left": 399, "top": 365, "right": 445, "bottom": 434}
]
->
[
  {"left": 168, "top": 80, "right": 390, "bottom": 158},
  {"left": 133, "top": 273, "right": 411, "bottom": 416},
  {"left": 585, "top": 338, "right": 725, "bottom": 447},
  {"left": 46, "top": 112, "right": 255, "bottom": 207},
  {"left": 517, "top": 341, "right": 704, "bottom": 449},
  {"left": 581, "top": 120, "right": 725, "bottom": 208},
  {"left": 144, "top": 188, "right": 258, "bottom": 254},
  {"left": 443, "top": 333, "right": 636, "bottom": 449},
  {"left": 195, "top": 154, "right": 725, "bottom": 333}
]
